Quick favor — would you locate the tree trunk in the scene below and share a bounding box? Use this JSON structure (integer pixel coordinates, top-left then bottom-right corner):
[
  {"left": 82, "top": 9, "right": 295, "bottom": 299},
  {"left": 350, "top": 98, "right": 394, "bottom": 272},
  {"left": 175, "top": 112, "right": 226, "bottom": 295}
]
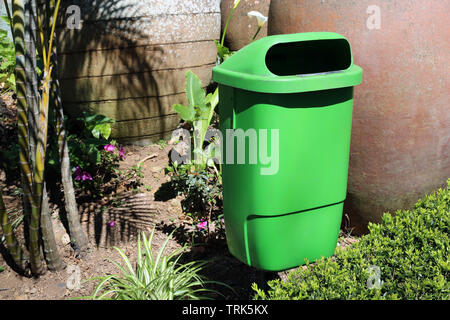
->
[
  {"left": 40, "top": 182, "right": 65, "bottom": 271},
  {"left": 58, "top": 114, "right": 89, "bottom": 255}
]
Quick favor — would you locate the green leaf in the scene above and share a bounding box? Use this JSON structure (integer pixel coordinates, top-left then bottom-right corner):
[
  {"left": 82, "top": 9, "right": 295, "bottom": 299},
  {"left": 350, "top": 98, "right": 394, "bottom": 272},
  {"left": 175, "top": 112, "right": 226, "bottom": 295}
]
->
[
  {"left": 91, "top": 126, "right": 100, "bottom": 139},
  {"left": 81, "top": 112, "right": 115, "bottom": 136},
  {"left": 223, "top": 52, "right": 234, "bottom": 61},
  {"left": 205, "top": 88, "right": 219, "bottom": 124},
  {"left": 0, "top": 265, "right": 4, "bottom": 272},
  {"left": 6, "top": 73, "right": 15, "bottom": 89},
  {"left": 173, "top": 104, "right": 195, "bottom": 122},
  {"left": 205, "top": 89, "right": 219, "bottom": 109},
  {"left": 95, "top": 123, "right": 112, "bottom": 140},
  {"left": 185, "top": 71, "right": 206, "bottom": 110},
  {"left": 214, "top": 40, "right": 231, "bottom": 62}
]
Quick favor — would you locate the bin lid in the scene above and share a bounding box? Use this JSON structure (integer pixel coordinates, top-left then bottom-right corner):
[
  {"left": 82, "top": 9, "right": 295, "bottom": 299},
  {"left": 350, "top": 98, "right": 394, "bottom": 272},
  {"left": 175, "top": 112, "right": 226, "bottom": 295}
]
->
[{"left": 213, "top": 32, "right": 362, "bottom": 94}]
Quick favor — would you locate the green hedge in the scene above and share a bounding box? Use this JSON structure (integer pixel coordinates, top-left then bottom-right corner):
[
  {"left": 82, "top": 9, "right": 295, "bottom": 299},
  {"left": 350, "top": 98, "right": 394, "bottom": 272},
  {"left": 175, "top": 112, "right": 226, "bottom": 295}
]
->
[{"left": 253, "top": 180, "right": 450, "bottom": 300}]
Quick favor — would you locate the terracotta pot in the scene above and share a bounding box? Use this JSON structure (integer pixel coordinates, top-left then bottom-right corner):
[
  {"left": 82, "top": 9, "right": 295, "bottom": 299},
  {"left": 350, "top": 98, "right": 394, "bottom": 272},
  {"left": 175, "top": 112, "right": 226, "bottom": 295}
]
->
[
  {"left": 268, "top": 0, "right": 450, "bottom": 233},
  {"left": 221, "top": 0, "right": 271, "bottom": 51},
  {"left": 57, "top": 0, "right": 221, "bottom": 145}
]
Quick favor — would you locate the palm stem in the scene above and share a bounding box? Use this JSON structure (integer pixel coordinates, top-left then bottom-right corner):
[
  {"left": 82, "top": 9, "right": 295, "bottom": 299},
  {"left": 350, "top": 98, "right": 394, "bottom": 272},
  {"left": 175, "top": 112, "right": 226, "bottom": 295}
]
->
[
  {"left": 24, "top": 0, "right": 44, "bottom": 275},
  {"left": 40, "top": 182, "right": 65, "bottom": 270},
  {"left": 33, "top": 0, "right": 64, "bottom": 271},
  {"left": 0, "top": 189, "right": 26, "bottom": 269},
  {"left": 12, "top": 0, "right": 34, "bottom": 272}
]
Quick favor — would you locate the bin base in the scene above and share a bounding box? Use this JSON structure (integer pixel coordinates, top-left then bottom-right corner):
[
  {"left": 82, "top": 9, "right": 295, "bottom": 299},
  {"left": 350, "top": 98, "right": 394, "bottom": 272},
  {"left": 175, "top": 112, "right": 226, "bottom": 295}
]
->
[{"left": 236, "top": 203, "right": 343, "bottom": 271}]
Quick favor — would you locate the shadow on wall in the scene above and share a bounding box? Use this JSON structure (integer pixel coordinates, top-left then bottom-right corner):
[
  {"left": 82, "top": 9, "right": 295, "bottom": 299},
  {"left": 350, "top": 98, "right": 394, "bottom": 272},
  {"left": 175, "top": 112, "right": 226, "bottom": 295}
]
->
[{"left": 56, "top": 0, "right": 220, "bottom": 145}]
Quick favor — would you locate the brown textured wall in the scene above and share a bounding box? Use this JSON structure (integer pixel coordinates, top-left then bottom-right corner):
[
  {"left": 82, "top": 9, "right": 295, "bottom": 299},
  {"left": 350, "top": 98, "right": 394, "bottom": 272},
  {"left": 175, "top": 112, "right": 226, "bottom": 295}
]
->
[
  {"left": 57, "top": 0, "right": 221, "bottom": 145},
  {"left": 268, "top": 0, "right": 450, "bottom": 233}
]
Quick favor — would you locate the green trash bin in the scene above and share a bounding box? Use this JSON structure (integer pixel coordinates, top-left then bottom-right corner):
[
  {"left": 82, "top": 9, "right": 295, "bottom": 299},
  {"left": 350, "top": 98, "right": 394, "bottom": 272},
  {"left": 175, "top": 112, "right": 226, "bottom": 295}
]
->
[{"left": 212, "top": 32, "right": 363, "bottom": 271}]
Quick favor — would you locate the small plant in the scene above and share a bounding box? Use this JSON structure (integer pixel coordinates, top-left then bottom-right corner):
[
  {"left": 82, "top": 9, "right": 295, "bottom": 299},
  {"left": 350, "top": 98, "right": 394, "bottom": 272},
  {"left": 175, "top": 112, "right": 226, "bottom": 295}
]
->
[
  {"left": 215, "top": 1, "right": 268, "bottom": 64},
  {"left": 170, "top": 71, "right": 222, "bottom": 241},
  {"left": 80, "top": 229, "right": 219, "bottom": 300},
  {"left": 173, "top": 71, "right": 219, "bottom": 173},
  {"left": 172, "top": 0, "right": 268, "bottom": 172},
  {"left": 215, "top": 0, "right": 241, "bottom": 63},
  {"left": 166, "top": 163, "right": 223, "bottom": 241},
  {"left": 60, "top": 112, "right": 125, "bottom": 196},
  {"left": 156, "top": 139, "right": 168, "bottom": 150},
  {"left": 253, "top": 180, "right": 450, "bottom": 300}
]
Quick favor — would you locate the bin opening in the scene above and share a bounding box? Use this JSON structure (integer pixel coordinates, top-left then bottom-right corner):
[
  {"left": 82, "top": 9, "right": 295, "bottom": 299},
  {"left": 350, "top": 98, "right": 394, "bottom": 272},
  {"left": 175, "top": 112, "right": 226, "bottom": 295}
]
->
[{"left": 265, "top": 39, "right": 352, "bottom": 76}]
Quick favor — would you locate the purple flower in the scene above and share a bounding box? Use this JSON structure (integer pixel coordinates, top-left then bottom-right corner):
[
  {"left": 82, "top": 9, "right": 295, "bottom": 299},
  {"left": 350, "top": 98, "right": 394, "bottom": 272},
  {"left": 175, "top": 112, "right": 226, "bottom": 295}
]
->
[
  {"left": 104, "top": 144, "right": 115, "bottom": 153},
  {"left": 196, "top": 220, "right": 208, "bottom": 231},
  {"left": 74, "top": 166, "right": 83, "bottom": 181},
  {"left": 108, "top": 221, "right": 116, "bottom": 228},
  {"left": 81, "top": 171, "right": 93, "bottom": 181},
  {"left": 74, "top": 166, "right": 93, "bottom": 181},
  {"left": 119, "top": 146, "right": 125, "bottom": 160}
]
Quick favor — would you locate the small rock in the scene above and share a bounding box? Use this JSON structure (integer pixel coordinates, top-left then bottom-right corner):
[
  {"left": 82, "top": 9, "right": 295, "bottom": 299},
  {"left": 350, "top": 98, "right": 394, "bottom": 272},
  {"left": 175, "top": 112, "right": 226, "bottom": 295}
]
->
[
  {"left": 25, "top": 287, "right": 37, "bottom": 295},
  {"left": 151, "top": 166, "right": 162, "bottom": 173},
  {"left": 15, "top": 295, "right": 27, "bottom": 300}
]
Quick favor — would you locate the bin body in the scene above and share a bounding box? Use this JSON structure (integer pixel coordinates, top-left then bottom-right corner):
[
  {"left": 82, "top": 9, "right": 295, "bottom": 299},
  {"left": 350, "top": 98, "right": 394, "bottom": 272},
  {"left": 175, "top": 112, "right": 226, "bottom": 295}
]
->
[{"left": 213, "top": 33, "right": 362, "bottom": 271}]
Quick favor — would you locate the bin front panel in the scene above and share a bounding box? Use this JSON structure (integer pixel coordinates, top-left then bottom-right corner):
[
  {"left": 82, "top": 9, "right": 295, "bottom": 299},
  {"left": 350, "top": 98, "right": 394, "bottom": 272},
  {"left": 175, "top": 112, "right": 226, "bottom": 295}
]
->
[
  {"left": 246, "top": 203, "right": 343, "bottom": 271},
  {"left": 220, "top": 86, "right": 354, "bottom": 217}
]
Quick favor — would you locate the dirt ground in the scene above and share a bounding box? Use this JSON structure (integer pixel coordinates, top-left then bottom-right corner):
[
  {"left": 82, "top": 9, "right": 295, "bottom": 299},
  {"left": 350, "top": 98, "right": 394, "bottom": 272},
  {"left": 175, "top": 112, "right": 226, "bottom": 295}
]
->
[{"left": 0, "top": 93, "right": 359, "bottom": 300}]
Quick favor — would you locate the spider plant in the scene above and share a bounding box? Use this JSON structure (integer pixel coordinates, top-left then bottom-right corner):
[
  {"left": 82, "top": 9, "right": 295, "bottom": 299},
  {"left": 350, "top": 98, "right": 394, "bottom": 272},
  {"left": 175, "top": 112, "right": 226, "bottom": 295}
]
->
[{"left": 79, "top": 228, "right": 225, "bottom": 300}]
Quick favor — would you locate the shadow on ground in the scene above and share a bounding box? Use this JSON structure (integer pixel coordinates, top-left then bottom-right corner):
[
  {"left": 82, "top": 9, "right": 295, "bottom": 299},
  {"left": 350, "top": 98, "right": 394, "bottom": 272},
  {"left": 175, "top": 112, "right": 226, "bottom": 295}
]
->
[{"left": 155, "top": 219, "right": 280, "bottom": 300}]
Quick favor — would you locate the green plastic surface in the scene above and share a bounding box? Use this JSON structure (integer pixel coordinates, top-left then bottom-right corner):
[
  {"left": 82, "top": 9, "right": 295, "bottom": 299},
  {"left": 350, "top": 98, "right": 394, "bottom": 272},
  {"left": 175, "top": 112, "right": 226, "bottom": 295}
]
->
[
  {"left": 212, "top": 33, "right": 362, "bottom": 271},
  {"left": 213, "top": 32, "right": 362, "bottom": 94},
  {"left": 247, "top": 203, "right": 344, "bottom": 271}
]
